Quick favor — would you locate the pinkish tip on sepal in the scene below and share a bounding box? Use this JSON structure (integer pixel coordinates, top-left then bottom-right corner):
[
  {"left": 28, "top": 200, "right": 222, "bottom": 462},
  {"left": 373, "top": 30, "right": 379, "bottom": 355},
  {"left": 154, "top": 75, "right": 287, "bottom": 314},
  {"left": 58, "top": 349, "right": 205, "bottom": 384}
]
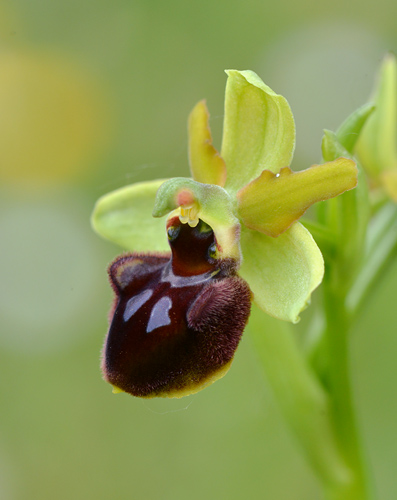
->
[{"left": 102, "top": 219, "right": 251, "bottom": 398}]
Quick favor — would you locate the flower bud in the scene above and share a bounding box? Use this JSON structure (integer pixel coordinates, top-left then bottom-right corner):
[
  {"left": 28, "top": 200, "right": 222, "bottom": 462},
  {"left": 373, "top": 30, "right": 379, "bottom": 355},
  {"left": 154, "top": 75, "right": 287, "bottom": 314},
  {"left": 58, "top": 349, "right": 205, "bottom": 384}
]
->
[{"left": 355, "top": 54, "right": 397, "bottom": 200}]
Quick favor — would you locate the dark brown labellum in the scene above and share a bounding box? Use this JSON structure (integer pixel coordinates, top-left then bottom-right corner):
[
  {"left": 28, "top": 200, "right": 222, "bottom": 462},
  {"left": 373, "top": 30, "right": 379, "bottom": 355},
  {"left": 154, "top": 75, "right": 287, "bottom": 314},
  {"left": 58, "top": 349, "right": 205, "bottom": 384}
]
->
[{"left": 102, "top": 218, "right": 251, "bottom": 398}]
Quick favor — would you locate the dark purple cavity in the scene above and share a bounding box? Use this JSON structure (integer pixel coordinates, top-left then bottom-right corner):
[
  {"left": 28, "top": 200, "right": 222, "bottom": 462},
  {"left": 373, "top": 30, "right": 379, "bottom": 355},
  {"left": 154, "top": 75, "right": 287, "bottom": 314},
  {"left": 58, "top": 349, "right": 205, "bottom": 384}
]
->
[{"left": 102, "top": 217, "right": 252, "bottom": 398}]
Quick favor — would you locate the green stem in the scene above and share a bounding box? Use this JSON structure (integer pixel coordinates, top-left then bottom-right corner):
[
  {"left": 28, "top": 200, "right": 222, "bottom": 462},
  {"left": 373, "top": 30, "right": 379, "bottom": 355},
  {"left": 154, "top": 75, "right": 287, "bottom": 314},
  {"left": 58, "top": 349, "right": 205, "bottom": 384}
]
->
[
  {"left": 322, "top": 274, "right": 372, "bottom": 500},
  {"left": 249, "top": 306, "right": 352, "bottom": 496}
]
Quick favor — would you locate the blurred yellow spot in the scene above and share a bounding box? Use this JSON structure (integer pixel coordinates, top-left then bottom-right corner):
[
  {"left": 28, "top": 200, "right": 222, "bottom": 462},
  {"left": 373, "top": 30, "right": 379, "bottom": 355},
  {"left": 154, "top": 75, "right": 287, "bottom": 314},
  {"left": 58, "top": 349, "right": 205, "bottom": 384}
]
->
[
  {"left": 381, "top": 170, "right": 397, "bottom": 202},
  {"left": 0, "top": 48, "right": 111, "bottom": 186}
]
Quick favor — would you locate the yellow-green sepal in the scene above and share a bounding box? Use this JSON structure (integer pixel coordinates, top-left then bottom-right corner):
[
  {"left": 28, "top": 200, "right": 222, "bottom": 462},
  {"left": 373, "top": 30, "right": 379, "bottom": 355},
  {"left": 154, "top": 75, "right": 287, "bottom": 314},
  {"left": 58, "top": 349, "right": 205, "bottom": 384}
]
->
[
  {"left": 221, "top": 70, "right": 295, "bottom": 193},
  {"left": 236, "top": 159, "right": 357, "bottom": 237},
  {"left": 152, "top": 177, "right": 241, "bottom": 259},
  {"left": 239, "top": 223, "right": 324, "bottom": 323},
  {"left": 355, "top": 53, "right": 397, "bottom": 178},
  {"left": 188, "top": 100, "right": 227, "bottom": 186},
  {"left": 91, "top": 179, "right": 170, "bottom": 252}
]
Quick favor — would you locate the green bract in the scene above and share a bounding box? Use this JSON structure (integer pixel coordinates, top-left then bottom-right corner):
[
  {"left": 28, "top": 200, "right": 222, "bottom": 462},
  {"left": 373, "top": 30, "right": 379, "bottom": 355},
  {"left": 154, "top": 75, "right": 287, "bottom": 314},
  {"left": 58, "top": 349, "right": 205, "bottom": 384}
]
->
[
  {"left": 92, "top": 70, "right": 357, "bottom": 323},
  {"left": 356, "top": 53, "right": 397, "bottom": 201}
]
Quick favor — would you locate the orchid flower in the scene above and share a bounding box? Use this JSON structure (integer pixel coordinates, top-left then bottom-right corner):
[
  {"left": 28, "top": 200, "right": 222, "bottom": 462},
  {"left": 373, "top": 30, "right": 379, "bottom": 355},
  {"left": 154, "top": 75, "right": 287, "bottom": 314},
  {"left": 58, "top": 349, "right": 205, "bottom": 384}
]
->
[{"left": 92, "top": 70, "right": 357, "bottom": 398}]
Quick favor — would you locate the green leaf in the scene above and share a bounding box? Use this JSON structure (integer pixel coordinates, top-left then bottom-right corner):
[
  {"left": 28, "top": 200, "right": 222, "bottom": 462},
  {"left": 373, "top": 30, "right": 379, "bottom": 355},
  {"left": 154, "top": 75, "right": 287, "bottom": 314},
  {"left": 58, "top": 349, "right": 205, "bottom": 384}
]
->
[
  {"left": 347, "top": 203, "right": 397, "bottom": 315},
  {"left": 91, "top": 179, "right": 170, "bottom": 252},
  {"left": 188, "top": 100, "right": 227, "bottom": 186},
  {"left": 237, "top": 159, "right": 357, "bottom": 237},
  {"left": 221, "top": 70, "right": 295, "bottom": 193},
  {"left": 239, "top": 223, "right": 324, "bottom": 323}
]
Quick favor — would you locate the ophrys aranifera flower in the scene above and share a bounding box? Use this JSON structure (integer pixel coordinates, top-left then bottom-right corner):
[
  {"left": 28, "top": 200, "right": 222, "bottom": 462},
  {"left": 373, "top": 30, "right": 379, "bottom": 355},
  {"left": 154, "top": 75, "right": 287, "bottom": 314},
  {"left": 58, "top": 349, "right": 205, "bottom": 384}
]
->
[{"left": 92, "top": 70, "right": 357, "bottom": 398}]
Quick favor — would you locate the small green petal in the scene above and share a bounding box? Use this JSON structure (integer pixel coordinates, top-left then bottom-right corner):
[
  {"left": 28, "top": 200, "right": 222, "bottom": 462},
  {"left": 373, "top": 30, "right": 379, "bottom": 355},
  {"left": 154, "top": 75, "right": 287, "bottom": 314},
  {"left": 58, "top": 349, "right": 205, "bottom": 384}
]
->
[
  {"left": 239, "top": 223, "right": 324, "bottom": 323},
  {"left": 188, "top": 100, "right": 227, "bottom": 186},
  {"left": 237, "top": 159, "right": 357, "bottom": 237},
  {"left": 152, "top": 177, "right": 241, "bottom": 259},
  {"left": 91, "top": 179, "right": 169, "bottom": 252},
  {"left": 221, "top": 70, "right": 295, "bottom": 193},
  {"left": 355, "top": 53, "right": 397, "bottom": 177},
  {"left": 336, "top": 102, "right": 375, "bottom": 154}
]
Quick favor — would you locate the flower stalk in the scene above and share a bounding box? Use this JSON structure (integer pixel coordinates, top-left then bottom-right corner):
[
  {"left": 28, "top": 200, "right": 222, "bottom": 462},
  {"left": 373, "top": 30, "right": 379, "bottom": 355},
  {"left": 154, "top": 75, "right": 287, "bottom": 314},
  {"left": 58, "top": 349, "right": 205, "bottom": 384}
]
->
[
  {"left": 321, "top": 273, "right": 370, "bottom": 500},
  {"left": 249, "top": 307, "right": 352, "bottom": 492}
]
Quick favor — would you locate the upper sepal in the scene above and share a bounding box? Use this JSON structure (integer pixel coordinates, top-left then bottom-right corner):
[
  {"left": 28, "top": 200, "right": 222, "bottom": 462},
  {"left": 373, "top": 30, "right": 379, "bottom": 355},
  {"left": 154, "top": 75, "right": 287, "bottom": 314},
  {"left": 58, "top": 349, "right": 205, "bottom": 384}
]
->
[{"left": 221, "top": 70, "right": 295, "bottom": 193}]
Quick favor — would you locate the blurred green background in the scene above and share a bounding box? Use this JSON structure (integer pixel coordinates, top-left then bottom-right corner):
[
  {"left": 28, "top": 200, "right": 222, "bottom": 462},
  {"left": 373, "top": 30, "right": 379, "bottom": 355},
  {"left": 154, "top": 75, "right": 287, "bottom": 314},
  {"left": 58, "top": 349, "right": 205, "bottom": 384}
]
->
[{"left": 0, "top": 0, "right": 396, "bottom": 498}]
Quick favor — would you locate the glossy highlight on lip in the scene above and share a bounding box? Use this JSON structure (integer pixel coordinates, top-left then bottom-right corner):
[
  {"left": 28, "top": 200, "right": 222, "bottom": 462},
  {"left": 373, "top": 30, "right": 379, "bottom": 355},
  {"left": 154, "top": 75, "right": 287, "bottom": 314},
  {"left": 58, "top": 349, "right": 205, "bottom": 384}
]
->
[
  {"left": 102, "top": 218, "right": 252, "bottom": 398},
  {"left": 123, "top": 289, "right": 153, "bottom": 322},
  {"left": 160, "top": 263, "right": 219, "bottom": 288},
  {"left": 146, "top": 296, "right": 172, "bottom": 333}
]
